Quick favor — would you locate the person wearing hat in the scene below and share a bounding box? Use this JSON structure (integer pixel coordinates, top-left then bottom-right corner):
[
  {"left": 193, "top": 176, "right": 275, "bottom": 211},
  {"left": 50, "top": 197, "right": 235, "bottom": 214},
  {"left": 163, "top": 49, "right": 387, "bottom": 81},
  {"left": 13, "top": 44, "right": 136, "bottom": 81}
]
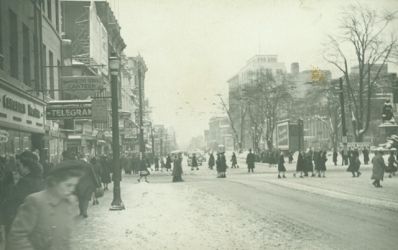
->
[
  {"left": 191, "top": 153, "right": 199, "bottom": 171},
  {"left": 230, "top": 152, "right": 238, "bottom": 168},
  {"left": 215, "top": 153, "right": 222, "bottom": 178},
  {"left": 220, "top": 152, "right": 227, "bottom": 178},
  {"left": 371, "top": 149, "right": 387, "bottom": 187},
  {"left": 246, "top": 149, "right": 255, "bottom": 173},
  {"left": 3, "top": 151, "right": 45, "bottom": 235},
  {"left": 172, "top": 153, "right": 184, "bottom": 182},
  {"left": 208, "top": 152, "right": 215, "bottom": 170},
  {"left": 6, "top": 161, "right": 84, "bottom": 250},
  {"left": 75, "top": 153, "right": 101, "bottom": 218}
]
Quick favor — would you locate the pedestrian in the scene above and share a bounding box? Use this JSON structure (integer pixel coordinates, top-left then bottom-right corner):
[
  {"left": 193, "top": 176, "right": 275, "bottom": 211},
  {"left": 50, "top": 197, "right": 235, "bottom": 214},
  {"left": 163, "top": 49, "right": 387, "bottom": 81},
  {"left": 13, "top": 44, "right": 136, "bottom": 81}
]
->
[
  {"left": 333, "top": 149, "right": 338, "bottom": 166},
  {"left": 293, "top": 151, "right": 305, "bottom": 178},
  {"left": 363, "top": 147, "right": 370, "bottom": 165},
  {"left": 305, "top": 149, "right": 315, "bottom": 177},
  {"left": 318, "top": 151, "right": 327, "bottom": 178},
  {"left": 133, "top": 154, "right": 140, "bottom": 174},
  {"left": 5, "top": 161, "right": 84, "bottom": 250},
  {"left": 2, "top": 151, "right": 45, "bottom": 236},
  {"left": 172, "top": 153, "right": 184, "bottom": 182},
  {"left": 208, "top": 152, "right": 215, "bottom": 170},
  {"left": 216, "top": 153, "right": 222, "bottom": 178},
  {"left": 160, "top": 157, "right": 166, "bottom": 172},
  {"left": 90, "top": 157, "right": 102, "bottom": 205},
  {"left": 278, "top": 152, "right": 286, "bottom": 178},
  {"left": 154, "top": 155, "right": 160, "bottom": 171},
  {"left": 231, "top": 152, "right": 238, "bottom": 168},
  {"left": 75, "top": 154, "right": 101, "bottom": 218},
  {"left": 288, "top": 151, "right": 293, "bottom": 164},
  {"left": 386, "top": 151, "right": 398, "bottom": 178},
  {"left": 371, "top": 149, "right": 387, "bottom": 187},
  {"left": 100, "top": 155, "right": 111, "bottom": 191},
  {"left": 0, "top": 156, "right": 14, "bottom": 243},
  {"left": 347, "top": 154, "right": 361, "bottom": 177},
  {"left": 220, "top": 152, "right": 227, "bottom": 178},
  {"left": 125, "top": 154, "right": 133, "bottom": 174},
  {"left": 137, "top": 154, "right": 150, "bottom": 183},
  {"left": 165, "top": 154, "right": 172, "bottom": 171},
  {"left": 191, "top": 153, "right": 199, "bottom": 171},
  {"left": 246, "top": 149, "right": 255, "bottom": 172}
]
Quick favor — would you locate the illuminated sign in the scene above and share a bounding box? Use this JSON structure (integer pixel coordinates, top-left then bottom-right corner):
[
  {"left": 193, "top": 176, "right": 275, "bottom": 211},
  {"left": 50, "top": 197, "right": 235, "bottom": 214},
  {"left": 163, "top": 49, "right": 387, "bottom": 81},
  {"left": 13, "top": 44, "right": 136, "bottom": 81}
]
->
[{"left": 46, "top": 107, "right": 92, "bottom": 120}]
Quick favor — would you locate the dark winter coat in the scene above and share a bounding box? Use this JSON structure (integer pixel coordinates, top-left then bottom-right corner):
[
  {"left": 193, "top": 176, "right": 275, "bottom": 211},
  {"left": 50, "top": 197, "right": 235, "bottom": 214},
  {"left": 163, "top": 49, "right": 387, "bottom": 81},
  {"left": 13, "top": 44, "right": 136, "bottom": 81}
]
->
[
  {"left": 172, "top": 158, "right": 183, "bottom": 177},
  {"left": 2, "top": 171, "right": 45, "bottom": 231},
  {"left": 363, "top": 150, "right": 369, "bottom": 163},
  {"left": 100, "top": 158, "right": 111, "bottom": 184},
  {"left": 166, "top": 156, "right": 172, "bottom": 169},
  {"left": 231, "top": 154, "right": 237, "bottom": 164},
  {"left": 246, "top": 153, "right": 255, "bottom": 169},
  {"left": 333, "top": 151, "right": 338, "bottom": 163},
  {"left": 386, "top": 155, "right": 398, "bottom": 173},
  {"left": 75, "top": 160, "right": 100, "bottom": 200},
  {"left": 208, "top": 154, "right": 215, "bottom": 167},
  {"left": 318, "top": 152, "right": 327, "bottom": 171},
  {"left": 305, "top": 154, "right": 314, "bottom": 172},
  {"left": 220, "top": 155, "right": 227, "bottom": 172},
  {"left": 296, "top": 153, "right": 305, "bottom": 172},
  {"left": 371, "top": 154, "right": 386, "bottom": 181},
  {"left": 278, "top": 155, "right": 286, "bottom": 172},
  {"left": 192, "top": 156, "right": 198, "bottom": 167},
  {"left": 347, "top": 157, "right": 360, "bottom": 172}
]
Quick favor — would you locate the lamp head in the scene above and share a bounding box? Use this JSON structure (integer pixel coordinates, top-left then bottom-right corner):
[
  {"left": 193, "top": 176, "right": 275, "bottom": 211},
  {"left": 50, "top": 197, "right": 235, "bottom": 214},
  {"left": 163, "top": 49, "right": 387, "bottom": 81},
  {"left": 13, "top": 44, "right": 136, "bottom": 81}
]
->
[{"left": 109, "top": 53, "right": 120, "bottom": 75}]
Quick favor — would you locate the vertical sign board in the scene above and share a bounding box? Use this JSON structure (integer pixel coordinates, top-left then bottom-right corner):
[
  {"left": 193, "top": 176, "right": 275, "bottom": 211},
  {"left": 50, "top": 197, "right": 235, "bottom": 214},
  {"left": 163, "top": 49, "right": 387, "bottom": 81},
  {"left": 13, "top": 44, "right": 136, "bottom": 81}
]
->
[
  {"left": 277, "top": 122, "right": 289, "bottom": 150},
  {"left": 91, "top": 99, "right": 108, "bottom": 123}
]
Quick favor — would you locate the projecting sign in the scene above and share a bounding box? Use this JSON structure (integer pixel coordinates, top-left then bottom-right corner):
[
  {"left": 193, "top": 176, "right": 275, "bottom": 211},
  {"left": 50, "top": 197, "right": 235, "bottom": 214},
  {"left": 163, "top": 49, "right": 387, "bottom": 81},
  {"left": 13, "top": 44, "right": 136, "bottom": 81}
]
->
[
  {"left": 277, "top": 123, "right": 289, "bottom": 149},
  {"left": 60, "top": 76, "right": 104, "bottom": 99},
  {"left": 92, "top": 100, "right": 108, "bottom": 123},
  {"left": 46, "top": 107, "right": 92, "bottom": 120}
]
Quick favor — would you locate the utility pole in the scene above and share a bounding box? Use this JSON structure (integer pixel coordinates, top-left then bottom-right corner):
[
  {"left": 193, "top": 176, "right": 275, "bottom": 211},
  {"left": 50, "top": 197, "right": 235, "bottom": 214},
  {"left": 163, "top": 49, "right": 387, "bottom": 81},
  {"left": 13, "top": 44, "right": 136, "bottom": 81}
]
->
[
  {"left": 339, "top": 78, "right": 348, "bottom": 162},
  {"left": 138, "top": 61, "right": 145, "bottom": 159}
]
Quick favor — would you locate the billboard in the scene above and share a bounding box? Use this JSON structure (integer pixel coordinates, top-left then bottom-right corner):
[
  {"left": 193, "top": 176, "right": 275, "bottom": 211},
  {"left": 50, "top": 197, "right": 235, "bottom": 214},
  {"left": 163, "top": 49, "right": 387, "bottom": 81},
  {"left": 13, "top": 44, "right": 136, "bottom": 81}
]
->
[
  {"left": 89, "top": 2, "right": 108, "bottom": 76},
  {"left": 60, "top": 76, "right": 104, "bottom": 99},
  {"left": 277, "top": 122, "right": 289, "bottom": 150}
]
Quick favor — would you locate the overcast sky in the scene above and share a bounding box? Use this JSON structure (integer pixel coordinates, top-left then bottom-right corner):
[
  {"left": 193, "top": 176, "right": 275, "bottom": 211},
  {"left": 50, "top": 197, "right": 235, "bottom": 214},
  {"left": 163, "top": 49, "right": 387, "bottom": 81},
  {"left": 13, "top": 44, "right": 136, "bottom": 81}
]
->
[{"left": 111, "top": 0, "right": 398, "bottom": 149}]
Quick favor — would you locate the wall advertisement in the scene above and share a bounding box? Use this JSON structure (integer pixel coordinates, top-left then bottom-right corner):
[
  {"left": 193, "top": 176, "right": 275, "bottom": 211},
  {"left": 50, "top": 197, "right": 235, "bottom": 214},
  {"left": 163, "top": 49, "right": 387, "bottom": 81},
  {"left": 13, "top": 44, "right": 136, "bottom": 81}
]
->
[{"left": 277, "top": 122, "right": 289, "bottom": 150}]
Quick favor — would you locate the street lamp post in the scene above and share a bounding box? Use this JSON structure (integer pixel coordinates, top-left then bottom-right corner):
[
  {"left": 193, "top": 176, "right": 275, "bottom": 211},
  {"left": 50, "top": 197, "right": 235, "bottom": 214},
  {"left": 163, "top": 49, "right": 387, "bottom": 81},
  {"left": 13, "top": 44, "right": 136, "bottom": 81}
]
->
[{"left": 109, "top": 54, "right": 125, "bottom": 211}]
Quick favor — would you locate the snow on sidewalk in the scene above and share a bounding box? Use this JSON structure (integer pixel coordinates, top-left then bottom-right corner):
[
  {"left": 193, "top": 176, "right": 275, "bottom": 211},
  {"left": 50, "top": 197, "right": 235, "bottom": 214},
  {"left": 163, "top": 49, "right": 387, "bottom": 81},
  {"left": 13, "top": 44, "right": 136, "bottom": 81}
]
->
[{"left": 70, "top": 179, "right": 328, "bottom": 250}]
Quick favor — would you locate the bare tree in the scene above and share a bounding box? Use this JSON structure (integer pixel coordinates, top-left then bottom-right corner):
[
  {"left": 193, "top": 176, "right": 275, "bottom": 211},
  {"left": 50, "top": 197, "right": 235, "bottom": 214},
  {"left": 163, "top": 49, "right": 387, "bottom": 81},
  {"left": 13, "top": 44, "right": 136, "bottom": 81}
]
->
[
  {"left": 323, "top": 3, "right": 398, "bottom": 141},
  {"left": 243, "top": 70, "right": 292, "bottom": 150},
  {"left": 218, "top": 95, "right": 247, "bottom": 152}
]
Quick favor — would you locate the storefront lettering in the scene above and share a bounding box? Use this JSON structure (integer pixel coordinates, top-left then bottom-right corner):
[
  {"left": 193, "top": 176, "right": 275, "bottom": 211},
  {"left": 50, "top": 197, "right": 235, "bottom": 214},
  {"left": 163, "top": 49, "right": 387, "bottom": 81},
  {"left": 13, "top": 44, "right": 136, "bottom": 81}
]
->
[
  {"left": 50, "top": 108, "right": 92, "bottom": 117},
  {"left": 28, "top": 105, "right": 41, "bottom": 118},
  {"left": 2, "top": 95, "right": 42, "bottom": 118}
]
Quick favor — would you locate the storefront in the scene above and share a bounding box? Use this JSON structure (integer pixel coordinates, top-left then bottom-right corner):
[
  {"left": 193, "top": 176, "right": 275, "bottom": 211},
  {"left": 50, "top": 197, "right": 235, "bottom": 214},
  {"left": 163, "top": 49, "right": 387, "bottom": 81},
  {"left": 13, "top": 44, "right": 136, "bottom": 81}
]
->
[{"left": 0, "top": 83, "right": 46, "bottom": 158}]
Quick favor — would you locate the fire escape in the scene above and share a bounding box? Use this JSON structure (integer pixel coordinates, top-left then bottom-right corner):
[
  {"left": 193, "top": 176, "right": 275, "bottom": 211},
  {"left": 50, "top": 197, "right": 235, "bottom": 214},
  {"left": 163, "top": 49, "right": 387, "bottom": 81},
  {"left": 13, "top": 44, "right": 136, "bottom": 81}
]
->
[{"left": 72, "top": 8, "right": 90, "bottom": 65}]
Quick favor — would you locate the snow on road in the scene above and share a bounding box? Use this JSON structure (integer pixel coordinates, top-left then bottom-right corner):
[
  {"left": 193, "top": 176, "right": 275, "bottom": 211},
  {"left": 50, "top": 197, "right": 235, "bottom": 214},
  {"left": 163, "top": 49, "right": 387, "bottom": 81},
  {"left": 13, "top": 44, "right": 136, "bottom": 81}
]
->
[{"left": 71, "top": 176, "right": 333, "bottom": 250}]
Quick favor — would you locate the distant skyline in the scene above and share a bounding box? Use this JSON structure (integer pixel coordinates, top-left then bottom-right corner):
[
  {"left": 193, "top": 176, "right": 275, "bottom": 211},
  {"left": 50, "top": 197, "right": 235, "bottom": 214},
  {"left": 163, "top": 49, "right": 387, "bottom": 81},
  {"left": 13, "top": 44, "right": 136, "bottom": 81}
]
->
[{"left": 112, "top": 0, "right": 398, "bottom": 149}]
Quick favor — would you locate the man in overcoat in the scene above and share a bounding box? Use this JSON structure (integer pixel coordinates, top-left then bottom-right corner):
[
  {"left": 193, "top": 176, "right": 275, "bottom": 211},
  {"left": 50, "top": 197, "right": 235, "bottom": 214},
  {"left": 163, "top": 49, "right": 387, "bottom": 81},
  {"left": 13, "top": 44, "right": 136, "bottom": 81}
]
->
[
  {"left": 172, "top": 153, "right": 183, "bottom": 182},
  {"left": 246, "top": 149, "right": 255, "bottom": 172}
]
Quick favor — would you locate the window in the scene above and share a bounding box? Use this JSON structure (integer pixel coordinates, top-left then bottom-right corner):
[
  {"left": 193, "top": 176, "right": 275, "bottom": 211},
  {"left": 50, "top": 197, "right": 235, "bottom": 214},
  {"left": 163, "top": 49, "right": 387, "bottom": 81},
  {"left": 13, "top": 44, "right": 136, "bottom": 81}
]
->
[
  {"left": 9, "top": 8, "right": 18, "bottom": 79},
  {"left": 47, "top": 0, "right": 52, "bottom": 21},
  {"left": 22, "top": 24, "right": 31, "bottom": 86},
  {"left": 55, "top": 0, "right": 59, "bottom": 32},
  {"left": 49, "top": 50, "right": 54, "bottom": 99},
  {"left": 0, "top": 3, "right": 3, "bottom": 70},
  {"left": 57, "top": 59, "right": 60, "bottom": 99},
  {"left": 42, "top": 44, "right": 47, "bottom": 92}
]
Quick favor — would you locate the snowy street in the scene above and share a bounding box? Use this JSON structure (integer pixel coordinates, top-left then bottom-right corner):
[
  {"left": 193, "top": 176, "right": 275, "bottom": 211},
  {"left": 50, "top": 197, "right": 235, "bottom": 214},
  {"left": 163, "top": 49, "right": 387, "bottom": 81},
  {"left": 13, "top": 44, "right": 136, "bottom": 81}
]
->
[{"left": 67, "top": 156, "right": 398, "bottom": 250}]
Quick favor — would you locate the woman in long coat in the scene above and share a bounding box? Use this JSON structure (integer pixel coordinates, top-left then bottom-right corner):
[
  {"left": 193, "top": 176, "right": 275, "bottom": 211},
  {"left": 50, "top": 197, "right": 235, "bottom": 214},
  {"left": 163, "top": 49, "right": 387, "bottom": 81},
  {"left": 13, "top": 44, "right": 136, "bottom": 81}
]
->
[
  {"left": 220, "top": 153, "right": 227, "bottom": 178},
  {"left": 216, "top": 154, "right": 222, "bottom": 178},
  {"left": 371, "top": 150, "right": 387, "bottom": 187},
  {"left": 305, "top": 151, "right": 315, "bottom": 177},
  {"left": 90, "top": 157, "right": 102, "bottom": 205},
  {"left": 230, "top": 152, "right": 238, "bottom": 168},
  {"left": 278, "top": 152, "right": 286, "bottom": 178},
  {"left": 347, "top": 154, "right": 361, "bottom": 177},
  {"left": 208, "top": 153, "right": 215, "bottom": 170},
  {"left": 137, "top": 156, "right": 150, "bottom": 183},
  {"left": 100, "top": 156, "right": 111, "bottom": 191},
  {"left": 172, "top": 154, "right": 183, "bottom": 182},
  {"left": 165, "top": 154, "right": 172, "bottom": 171},
  {"left": 293, "top": 151, "right": 305, "bottom": 178}
]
